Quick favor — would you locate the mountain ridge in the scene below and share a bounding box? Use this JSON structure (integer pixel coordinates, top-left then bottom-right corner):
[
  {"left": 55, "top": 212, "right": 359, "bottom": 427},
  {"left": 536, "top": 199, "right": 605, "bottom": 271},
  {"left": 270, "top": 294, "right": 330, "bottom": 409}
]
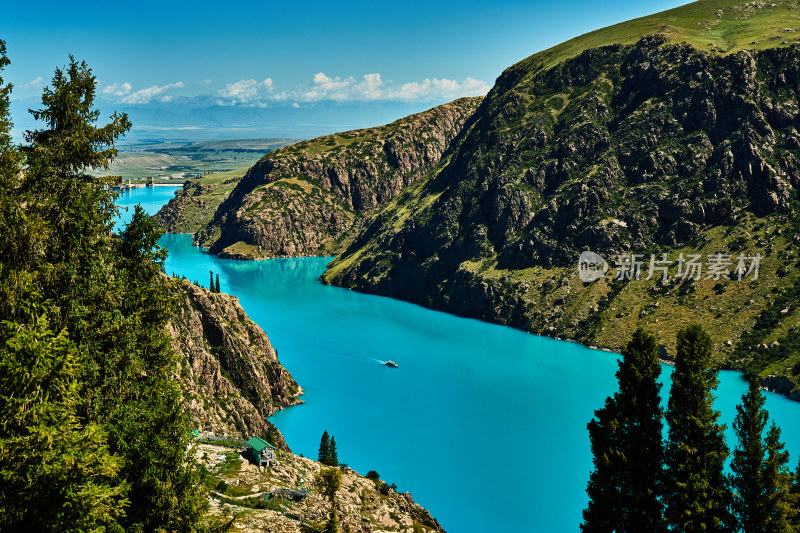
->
[{"left": 158, "top": 97, "right": 482, "bottom": 259}]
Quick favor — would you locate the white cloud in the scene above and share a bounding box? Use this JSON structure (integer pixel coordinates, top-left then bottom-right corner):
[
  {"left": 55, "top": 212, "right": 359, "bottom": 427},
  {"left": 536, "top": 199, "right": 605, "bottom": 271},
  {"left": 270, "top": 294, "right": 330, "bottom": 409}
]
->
[
  {"left": 386, "top": 77, "right": 490, "bottom": 101},
  {"left": 218, "top": 78, "right": 274, "bottom": 104},
  {"left": 22, "top": 76, "right": 43, "bottom": 89},
  {"left": 290, "top": 72, "right": 488, "bottom": 103},
  {"left": 101, "top": 73, "right": 490, "bottom": 108},
  {"left": 102, "top": 82, "right": 132, "bottom": 97},
  {"left": 121, "top": 81, "right": 184, "bottom": 104}
]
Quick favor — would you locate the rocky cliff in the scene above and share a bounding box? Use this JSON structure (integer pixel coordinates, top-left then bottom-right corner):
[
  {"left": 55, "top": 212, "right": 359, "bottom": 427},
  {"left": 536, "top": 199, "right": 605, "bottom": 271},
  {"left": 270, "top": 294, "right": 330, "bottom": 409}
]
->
[
  {"left": 155, "top": 170, "right": 244, "bottom": 234},
  {"left": 323, "top": 1, "right": 800, "bottom": 394},
  {"left": 192, "top": 97, "right": 482, "bottom": 259},
  {"left": 169, "top": 281, "right": 301, "bottom": 448},
  {"left": 197, "top": 442, "right": 444, "bottom": 533}
]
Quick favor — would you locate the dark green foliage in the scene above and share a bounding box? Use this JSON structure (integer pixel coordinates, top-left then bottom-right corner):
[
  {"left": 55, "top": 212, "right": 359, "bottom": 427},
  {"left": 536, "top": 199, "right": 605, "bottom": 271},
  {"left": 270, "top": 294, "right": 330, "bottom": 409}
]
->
[
  {"left": 324, "top": 508, "right": 340, "bottom": 533},
  {"left": 366, "top": 471, "right": 380, "bottom": 481},
  {"left": 664, "top": 325, "right": 733, "bottom": 533},
  {"left": 215, "top": 273, "right": 221, "bottom": 293},
  {"left": 0, "top": 296, "right": 126, "bottom": 530},
  {"left": 317, "top": 430, "right": 339, "bottom": 467},
  {"left": 315, "top": 467, "right": 342, "bottom": 502},
  {"left": 792, "top": 458, "right": 800, "bottom": 530},
  {"left": 731, "top": 380, "right": 770, "bottom": 531},
  {"left": 581, "top": 328, "right": 665, "bottom": 533},
  {"left": 210, "top": 270, "right": 215, "bottom": 292},
  {"left": 0, "top": 50, "right": 205, "bottom": 531},
  {"left": 762, "top": 424, "right": 795, "bottom": 531},
  {"left": 319, "top": 430, "right": 331, "bottom": 465},
  {"left": 329, "top": 436, "right": 339, "bottom": 466},
  {"left": 729, "top": 382, "right": 797, "bottom": 531}
]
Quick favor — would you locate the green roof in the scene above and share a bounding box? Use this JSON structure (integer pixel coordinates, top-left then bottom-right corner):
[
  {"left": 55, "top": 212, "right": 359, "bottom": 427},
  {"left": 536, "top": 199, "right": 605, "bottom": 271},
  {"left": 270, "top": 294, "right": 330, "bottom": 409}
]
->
[{"left": 246, "top": 436, "right": 276, "bottom": 452}]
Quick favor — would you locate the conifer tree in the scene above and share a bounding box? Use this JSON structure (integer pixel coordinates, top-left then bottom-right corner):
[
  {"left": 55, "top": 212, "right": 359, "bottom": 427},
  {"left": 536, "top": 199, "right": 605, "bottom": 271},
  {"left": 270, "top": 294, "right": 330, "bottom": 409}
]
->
[
  {"left": 0, "top": 53, "right": 206, "bottom": 531},
  {"left": 664, "top": 325, "right": 733, "bottom": 532},
  {"left": 0, "top": 295, "right": 126, "bottom": 531},
  {"left": 210, "top": 270, "right": 215, "bottom": 292},
  {"left": 581, "top": 328, "right": 665, "bottom": 533},
  {"left": 731, "top": 380, "right": 769, "bottom": 531},
  {"left": 215, "top": 273, "right": 221, "bottom": 293},
  {"left": 791, "top": 458, "right": 800, "bottom": 530},
  {"left": 316, "top": 467, "right": 342, "bottom": 532},
  {"left": 762, "top": 423, "right": 795, "bottom": 531},
  {"left": 329, "top": 436, "right": 339, "bottom": 467},
  {"left": 0, "top": 40, "right": 25, "bottom": 283},
  {"left": 319, "top": 430, "right": 331, "bottom": 464}
]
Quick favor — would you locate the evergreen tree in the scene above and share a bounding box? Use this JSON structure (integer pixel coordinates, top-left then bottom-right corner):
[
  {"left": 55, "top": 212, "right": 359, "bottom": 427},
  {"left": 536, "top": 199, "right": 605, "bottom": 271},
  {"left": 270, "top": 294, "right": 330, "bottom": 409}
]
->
[
  {"left": 316, "top": 468, "right": 342, "bottom": 532},
  {"left": 762, "top": 423, "right": 795, "bottom": 532},
  {"left": 329, "top": 436, "right": 339, "bottom": 467},
  {"left": 731, "top": 380, "right": 769, "bottom": 531},
  {"left": 664, "top": 325, "right": 733, "bottom": 532},
  {"left": 581, "top": 328, "right": 666, "bottom": 533},
  {"left": 791, "top": 458, "right": 800, "bottom": 530},
  {"left": 0, "top": 40, "right": 25, "bottom": 285},
  {"left": 215, "top": 273, "right": 221, "bottom": 293},
  {"left": 319, "top": 430, "right": 331, "bottom": 464},
  {"left": 0, "top": 295, "right": 126, "bottom": 531},
  {"left": 210, "top": 270, "right": 215, "bottom": 292},
  {"left": 0, "top": 53, "right": 206, "bottom": 531}
]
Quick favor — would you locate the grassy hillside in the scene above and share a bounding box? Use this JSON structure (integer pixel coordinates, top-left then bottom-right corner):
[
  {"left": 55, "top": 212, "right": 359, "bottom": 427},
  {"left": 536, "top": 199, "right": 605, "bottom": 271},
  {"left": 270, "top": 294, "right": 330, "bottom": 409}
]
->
[
  {"left": 155, "top": 168, "right": 247, "bottom": 234},
  {"left": 517, "top": 0, "right": 800, "bottom": 75}
]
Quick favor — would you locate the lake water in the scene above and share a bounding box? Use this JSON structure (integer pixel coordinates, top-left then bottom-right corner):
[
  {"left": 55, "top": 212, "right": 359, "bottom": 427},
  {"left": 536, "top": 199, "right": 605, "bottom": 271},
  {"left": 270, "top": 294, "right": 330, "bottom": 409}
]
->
[{"left": 119, "top": 186, "right": 800, "bottom": 533}]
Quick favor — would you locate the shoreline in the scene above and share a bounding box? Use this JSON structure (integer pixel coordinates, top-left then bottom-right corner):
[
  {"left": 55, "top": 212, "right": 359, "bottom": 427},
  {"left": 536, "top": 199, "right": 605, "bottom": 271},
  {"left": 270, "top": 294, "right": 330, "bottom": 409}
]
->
[{"left": 162, "top": 230, "right": 800, "bottom": 405}]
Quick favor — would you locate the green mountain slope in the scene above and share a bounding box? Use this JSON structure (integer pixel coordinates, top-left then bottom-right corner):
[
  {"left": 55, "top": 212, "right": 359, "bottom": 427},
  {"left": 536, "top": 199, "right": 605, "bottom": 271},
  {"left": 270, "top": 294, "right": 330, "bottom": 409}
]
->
[
  {"left": 519, "top": 0, "right": 800, "bottom": 74},
  {"left": 188, "top": 97, "right": 481, "bottom": 259},
  {"left": 323, "top": 0, "right": 800, "bottom": 396}
]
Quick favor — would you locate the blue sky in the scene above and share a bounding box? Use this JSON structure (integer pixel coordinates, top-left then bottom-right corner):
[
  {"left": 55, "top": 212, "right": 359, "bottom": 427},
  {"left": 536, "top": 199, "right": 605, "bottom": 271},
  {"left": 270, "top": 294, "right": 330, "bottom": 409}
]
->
[{"left": 2, "top": 0, "right": 686, "bottom": 141}]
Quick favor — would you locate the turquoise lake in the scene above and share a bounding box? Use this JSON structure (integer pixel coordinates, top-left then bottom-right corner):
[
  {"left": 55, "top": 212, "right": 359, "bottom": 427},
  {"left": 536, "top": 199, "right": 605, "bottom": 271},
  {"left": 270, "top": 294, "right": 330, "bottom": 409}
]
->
[{"left": 119, "top": 186, "right": 800, "bottom": 533}]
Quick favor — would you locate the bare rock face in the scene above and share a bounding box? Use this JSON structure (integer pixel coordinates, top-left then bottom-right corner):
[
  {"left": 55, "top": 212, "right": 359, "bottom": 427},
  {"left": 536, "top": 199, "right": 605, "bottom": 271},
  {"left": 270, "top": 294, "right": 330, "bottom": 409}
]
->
[
  {"left": 168, "top": 281, "right": 301, "bottom": 448},
  {"left": 198, "top": 443, "right": 444, "bottom": 533},
  {"left": 194, "top": 97, "right": 483, "bottom": 259}
]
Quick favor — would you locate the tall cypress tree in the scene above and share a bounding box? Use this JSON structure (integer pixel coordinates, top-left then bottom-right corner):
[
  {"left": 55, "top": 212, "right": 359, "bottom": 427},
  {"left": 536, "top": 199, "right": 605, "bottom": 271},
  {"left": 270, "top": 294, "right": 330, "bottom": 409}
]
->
[
  {"left": 664, "top": 325, "right": 733, "bottom": 532},
  {"left": 731, "top": 380, "right": 769, "bottom": 531},
  {"left": 210, "top": 270, "right": 215, "bottom": 292},
  {"left": 329, "top": 436, "right": 339, "bottom": 467},
  {"left": 215, "top": 273, "right": 221, "bottom": 294},
  {"left": 319, "top": 430, "right": 331, "bottom": 465},
  {"left": 762, "top": 423, "right": 795, "bottom": 532},
  {"left": 581, "top": 328, "right": 665, "bottom": 533}
]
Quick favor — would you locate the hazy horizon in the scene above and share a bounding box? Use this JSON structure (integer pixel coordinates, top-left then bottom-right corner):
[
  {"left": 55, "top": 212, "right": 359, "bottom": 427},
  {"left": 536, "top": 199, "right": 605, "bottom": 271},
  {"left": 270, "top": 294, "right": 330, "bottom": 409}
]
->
[{"left": 4, "top": 0, "right": 686, "bottom": 142}]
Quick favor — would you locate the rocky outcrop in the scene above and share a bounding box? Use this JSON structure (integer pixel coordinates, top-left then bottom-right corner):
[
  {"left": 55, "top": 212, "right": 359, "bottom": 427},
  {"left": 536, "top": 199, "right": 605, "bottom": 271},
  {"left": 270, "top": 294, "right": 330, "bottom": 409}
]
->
[
  {"left": 156, "top": 177, "right": 242, "bottom": 234},
  {"left": 194, "top": 97, "right": 483, "bottom": 259},
  {"left": 197, "top": 443, "right": 444, "bottom": 533},
  {"left": 169, "top": 281, "right": 301, "bottom": 448}
]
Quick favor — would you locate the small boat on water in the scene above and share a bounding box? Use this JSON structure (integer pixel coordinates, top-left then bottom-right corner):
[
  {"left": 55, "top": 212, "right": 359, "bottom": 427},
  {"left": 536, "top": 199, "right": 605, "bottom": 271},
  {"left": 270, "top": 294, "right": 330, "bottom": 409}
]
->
[{"left": 384, "top": 360, "right": 398, "bottom": 368}]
